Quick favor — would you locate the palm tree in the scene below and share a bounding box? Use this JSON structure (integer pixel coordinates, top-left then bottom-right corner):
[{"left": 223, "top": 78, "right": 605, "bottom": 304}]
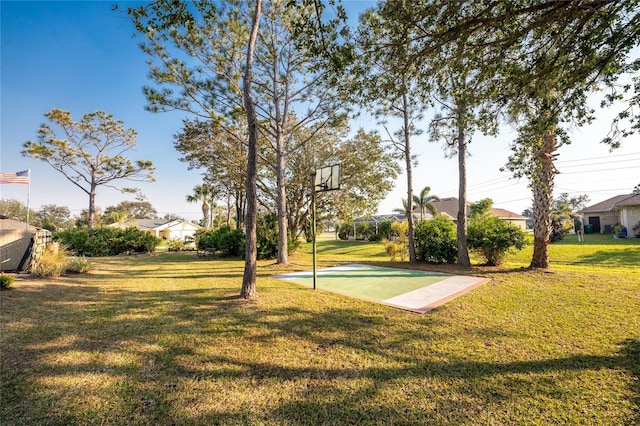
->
[
  {"left": 393, "top": 198, "right": 410, "bottom": 215},
  {"left": 186, "top": 184, "right": 215, "bottom": 228},
  {"left": 413, "top": 186, "right": 440, "bottom": 220},
  {"left": 105, "top": 211, "right": 129, "bottom": 226}
]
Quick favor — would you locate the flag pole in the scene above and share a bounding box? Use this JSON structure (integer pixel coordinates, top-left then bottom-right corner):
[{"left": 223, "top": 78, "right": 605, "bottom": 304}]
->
[{"left": 26, "top": 169, "right": 31, "bottom": 229}]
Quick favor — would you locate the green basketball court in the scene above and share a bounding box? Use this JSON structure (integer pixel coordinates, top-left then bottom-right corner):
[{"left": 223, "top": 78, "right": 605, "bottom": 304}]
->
[{"left": 275, "top": 264, "right": 489, "bottom": 313}]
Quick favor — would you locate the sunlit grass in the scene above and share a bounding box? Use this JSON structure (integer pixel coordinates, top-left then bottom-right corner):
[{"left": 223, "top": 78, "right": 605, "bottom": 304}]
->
[{"left": 1, "top": 237, "right": 639, "bottom": 425}]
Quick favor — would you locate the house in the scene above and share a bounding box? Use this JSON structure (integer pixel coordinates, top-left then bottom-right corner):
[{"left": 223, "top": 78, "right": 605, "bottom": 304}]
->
[
  {"left": 430, "top": 197, "right": 528, "bottom": 230},
  {"left": 109, "top": 218, "right": 202, "bottom": 240},
  {"left": 578, "top": 194, "right": 640, "bottom": 234},
  {"left": 356, "top": 197, "right": 527, "bottom": 231}
]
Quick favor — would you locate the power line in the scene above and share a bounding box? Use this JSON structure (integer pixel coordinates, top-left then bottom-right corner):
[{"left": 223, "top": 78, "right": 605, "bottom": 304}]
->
[
  {"left": 556, "top": 152, "right": 640, "bottom": 164},
  {"left": 559, "top": 165, "right": 639, "bottom": 174},
  {"left": 559, "top": 158, "right": 640, "bottom": 169}
]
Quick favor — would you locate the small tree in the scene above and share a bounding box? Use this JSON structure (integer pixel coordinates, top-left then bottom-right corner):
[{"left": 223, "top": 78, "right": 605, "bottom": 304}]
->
[
  {"left": 23, "top": 109, "right": 155, "bottom": 229},
  {"left": 550, "top": 202, "right": 573, "bottom": 243},
  {"left": 467, "top": 216, "right": 527, "bottom": 266},
  {"left": 383, "top": 221, "right": 409, "bottom": 262},
  {"left": 355, "top": 222, "right": 372, "bottom": 240},
  {"left": 414, "top": 215, "right": 458, "bottom": 264},
  {"left": 0, "top": 199, "right": 36, "bottom": 223},
  {"left": 337, "top": 222, "right": 353, "bottom": 240},
  {"left": 34, "top": 204, "right": 72, "bottom": 231},
  {"left": 104, "top": 197, "right": 157, "bottom": 220},
  {"left": 469, "top": 198, "right": 493, "bottom": 219}
]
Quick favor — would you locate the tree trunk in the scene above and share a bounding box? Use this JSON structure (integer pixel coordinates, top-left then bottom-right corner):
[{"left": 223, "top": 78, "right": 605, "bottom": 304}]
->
[
  {"left": 241, "top": 0, "right": 262, "bottom": 300},
  {"left": 530, "top": 128, "right": 557, "bottom": 269},
  {"left": 276, "top": 140, "right": 288, "bottom": 264},
  {"left": 202, "top": 202, "right": 210, "bottom": 229},
  {"left": 88, "top": 184, "right": 97, "bottom": 229},
  {"left": 226, "top": 194, "right": 232, "bottom": 228},
  {"left": 402, "top": 94, "right": 417, "bottom": 263},
  {"left": 235, "top": 190, "right": 244, "bottom": 230},
  {"left": 456, "top": 107, "right": 471, "bottom": 267}
]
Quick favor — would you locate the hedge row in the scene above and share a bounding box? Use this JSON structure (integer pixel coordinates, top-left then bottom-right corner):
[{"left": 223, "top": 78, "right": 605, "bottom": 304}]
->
[{"left": 54, "top": 227, "right": 159, "bottom": 256}]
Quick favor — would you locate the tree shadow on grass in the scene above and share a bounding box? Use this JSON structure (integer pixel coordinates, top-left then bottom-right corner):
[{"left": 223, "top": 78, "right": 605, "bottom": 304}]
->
[
  {"left": 576, "top": 247, "right": 640, "bottom": 268},
  {"left": 2, "top": 278, "right": 638, "bottom": 424}
]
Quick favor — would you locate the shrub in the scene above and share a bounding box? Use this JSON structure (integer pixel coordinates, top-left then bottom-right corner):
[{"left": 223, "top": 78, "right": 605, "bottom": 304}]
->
[
  {"left": 31, "top": 244, "right": 68, "bottom": 277},
  {"left": 255, "top": 213, "right": 301, "bottom": 259},
  {"left": 119, "top": 227, "right": 159, "bottom": 253},
  {"left": 382, "top": 239, "right": 408, "bottom": 261},
  {"left": 256, "top": 214, "right": 278, "bottom": 258},
  {"left": 196, "top": 226, "right": 245, "bottom": 257},
  {"left": 166, "top": 238, "right": 185, "bottom": 252},
  {"left": 337, "top": 222, "right": 353, "bottom": 240},
  {"left": 55, "top": 226, "right": 159, "bottom": 256},
  {"left": 0, "top": 273, "right": 14, "bottom": 289},
  {"left": 355, "top": 222, "right": 372, "bottom": 240},
  {"left": 367, "top": 233, "right": 383, "bottom": 242},
  {"left": 376, "top": 220, "right": 394, "bottom": 240},
  {"left": 550, "top": 206, "right": 573, "bottom": 242},
  {"left": 66, "top": 256, "right": 92, "bottom": 274},
  {"left": 414, "top": 216, "right": 458, "bottom": 264},
  {"left": 382, "top": 221, "right": 409, "bottom": 261},
  {"left": 467, "top": 216, "right": 527, "bottom": 266},
  {"left": 218, "top": 227, "right": 245, "bottom": 256}
]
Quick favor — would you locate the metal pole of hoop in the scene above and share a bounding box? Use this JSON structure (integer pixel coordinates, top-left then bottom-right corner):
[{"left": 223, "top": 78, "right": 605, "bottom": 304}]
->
[
  {"left": 309, "top": 168, "right": 317, "bottom": 290},
  {"left": 310, "top": 164, "right": 340, "bottom": 291}
]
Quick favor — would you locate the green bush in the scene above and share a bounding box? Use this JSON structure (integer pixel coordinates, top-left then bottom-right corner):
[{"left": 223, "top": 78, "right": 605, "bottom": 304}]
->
[
  {"left": 414, "top": 216, "right": 458, "bottom": 264},
  {"left": 31, "top": 245, "right": 68, "bottom": 277},
  {"left": 196, "top": 216, "right": 300, "bottom": 259},
  {"left": 382, "top": 221, "right": 409, "bottom": 261},
  {"left": 367, "top": 233, "right": 383, "bottom": 242},
  {"left": 376, "top": 220, "right": 394, "bottom": 240},
  {"left": 0, "top": 273, "right": 14, "bottom": 289},
  {"left": 467, "top": 216, "right": 527, "bottom": 266},
  {"left": 219, "top": 227, "right": 245, "bottom": 256},
  {"left": 256, "top": 214, "right": 278, "bottom": 259},
  {"left": 166, "top": 238, "right": 185, "bottom": 252},
  {"left": 382, "top": 239, "right": 408, "bottom": 261},
  {"left": 255, "top": 214, "right": 300, "bottom": 259},
  {"left": 337, "top": 222, "right": 353, "bottom": 240},
  {"left": 196, "top": 226, "right": 245, "bottom": 257},
  {"left": 66, "top": 256, "right": 92, "bottom": 274},
  {"left": 355, "top": 222, "right": 372, "bottom": 240},
  {"left": 55, "top": 226, "right": 159, "bottom": 256}
]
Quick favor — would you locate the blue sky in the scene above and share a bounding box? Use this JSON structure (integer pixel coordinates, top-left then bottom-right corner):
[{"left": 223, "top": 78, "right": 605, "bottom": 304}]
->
[{"left": 1, "top": 1, "right": 638, "bottom": 223}]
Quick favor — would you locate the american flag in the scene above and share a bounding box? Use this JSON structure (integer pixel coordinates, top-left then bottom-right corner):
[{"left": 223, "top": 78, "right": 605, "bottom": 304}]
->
[{"left": 0, "top": 170, "right": 30, "bottom": 184}]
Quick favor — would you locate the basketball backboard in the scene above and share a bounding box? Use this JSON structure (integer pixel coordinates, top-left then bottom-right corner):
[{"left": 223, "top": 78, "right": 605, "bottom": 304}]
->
[{"left": 314, "top": 164, "right": 340, "bottom": 192}]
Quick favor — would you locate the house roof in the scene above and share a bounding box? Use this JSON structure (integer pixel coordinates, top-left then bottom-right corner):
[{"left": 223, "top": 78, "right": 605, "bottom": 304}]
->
[
  {"left": 108, "top": 218, "right": 202, "bottom": 230},
  {"left": 135, "top": 219, "right": 174, "bottom": 230},
  {"left": 371, "top": 198, "right": 523, "bottom": 222},
  {"left": 430, "top": 197, "right": 469, "bottom": 218},
  {"left": 428, "top": 198, "right": 525, "bottom": 220},
  {"left": 491, "top": 208, "right": 527, "bottom": 220},
  {"left": 615, "top": 194, "right": 640, "bottom": 207},
  {"left": 578, "top": 194, "right": 640, "bottom": 213}
]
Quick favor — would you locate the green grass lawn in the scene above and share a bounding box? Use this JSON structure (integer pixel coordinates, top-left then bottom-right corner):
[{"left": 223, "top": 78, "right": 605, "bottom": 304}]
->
[{"left": 1, "top": 235, "right": 638, "bottom": 425}]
